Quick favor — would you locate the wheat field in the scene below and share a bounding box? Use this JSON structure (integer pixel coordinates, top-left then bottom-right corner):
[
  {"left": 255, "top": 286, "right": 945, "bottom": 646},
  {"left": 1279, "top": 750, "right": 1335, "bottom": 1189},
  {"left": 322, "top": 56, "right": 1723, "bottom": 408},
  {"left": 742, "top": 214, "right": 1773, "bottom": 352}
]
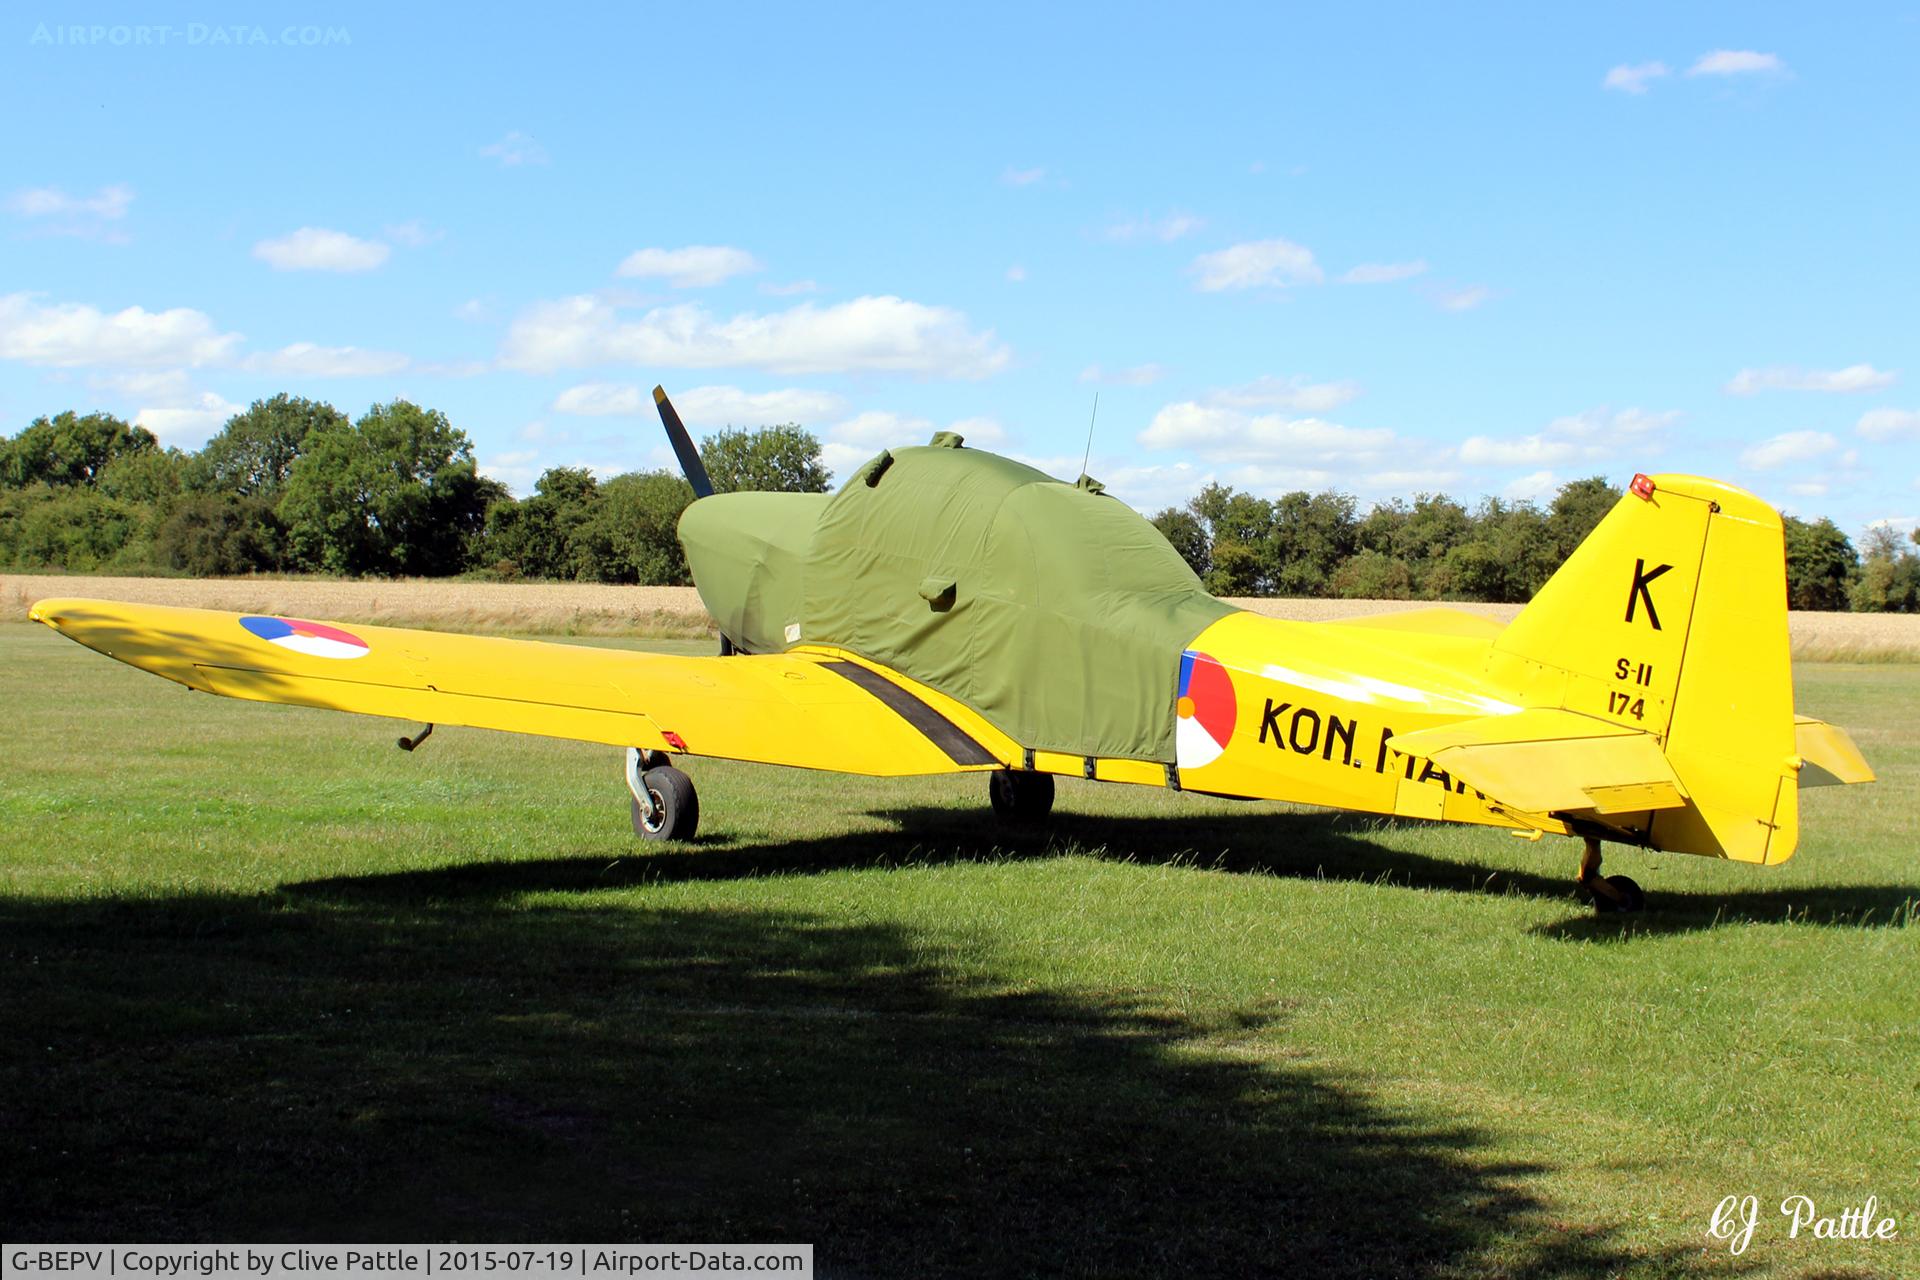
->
[{"left": 7, "top": 571, "right": 1917, "bottom": 660}]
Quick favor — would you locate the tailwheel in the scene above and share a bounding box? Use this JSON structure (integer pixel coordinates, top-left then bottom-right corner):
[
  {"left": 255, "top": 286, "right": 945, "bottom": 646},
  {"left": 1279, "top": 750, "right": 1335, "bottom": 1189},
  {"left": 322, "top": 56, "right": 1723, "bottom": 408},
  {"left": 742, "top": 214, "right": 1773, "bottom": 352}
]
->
[
  {"left": 1577, "top": 836, "right": 1645, "bottom": 913},
  {"left": 989, "top": 769, "right": 1054, "bottom": 823},
  {"left": 1591, "top": 875, "right": 1645, "bottom": 914},
  {"left": 626, "top": 748, "right": 699, "bottom": 841}
]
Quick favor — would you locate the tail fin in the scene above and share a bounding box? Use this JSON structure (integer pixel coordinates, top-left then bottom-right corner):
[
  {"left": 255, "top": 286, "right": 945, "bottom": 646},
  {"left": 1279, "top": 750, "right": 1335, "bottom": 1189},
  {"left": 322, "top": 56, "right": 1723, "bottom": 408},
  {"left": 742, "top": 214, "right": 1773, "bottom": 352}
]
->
[{"left": 1488, "top": 474, "right": 1799, "bottom": 863}]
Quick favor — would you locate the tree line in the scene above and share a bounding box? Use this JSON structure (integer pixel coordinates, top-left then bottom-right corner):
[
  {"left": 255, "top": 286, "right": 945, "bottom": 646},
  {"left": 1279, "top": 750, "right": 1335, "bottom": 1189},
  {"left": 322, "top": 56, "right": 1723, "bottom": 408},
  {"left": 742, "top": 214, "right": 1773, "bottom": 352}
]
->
[{"left": 2, "top": 394, "right": 1915, "bottom": 611}]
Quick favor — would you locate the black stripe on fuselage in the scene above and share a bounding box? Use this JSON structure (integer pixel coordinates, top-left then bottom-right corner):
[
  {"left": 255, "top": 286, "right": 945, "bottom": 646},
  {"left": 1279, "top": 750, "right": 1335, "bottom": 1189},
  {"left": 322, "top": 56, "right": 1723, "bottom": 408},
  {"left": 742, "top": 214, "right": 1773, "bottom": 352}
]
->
[{"left": 818, "top": 661, "right": 998, "bottom": 766}]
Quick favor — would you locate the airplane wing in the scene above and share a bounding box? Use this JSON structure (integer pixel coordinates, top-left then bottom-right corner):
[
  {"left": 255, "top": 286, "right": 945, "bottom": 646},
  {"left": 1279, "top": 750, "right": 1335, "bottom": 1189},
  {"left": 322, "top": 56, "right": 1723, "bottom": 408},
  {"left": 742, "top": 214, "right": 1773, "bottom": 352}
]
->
[{"left": 28, "top": 598, "right": 1016, "bottom": 776}]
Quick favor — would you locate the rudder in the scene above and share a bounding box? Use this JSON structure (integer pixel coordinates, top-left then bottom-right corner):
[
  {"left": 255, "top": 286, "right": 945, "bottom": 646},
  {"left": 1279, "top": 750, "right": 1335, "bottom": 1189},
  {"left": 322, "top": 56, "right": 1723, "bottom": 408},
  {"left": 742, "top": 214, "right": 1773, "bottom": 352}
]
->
[{"left": 1488, "top": 474, "right": 1797, "bottom": 862}]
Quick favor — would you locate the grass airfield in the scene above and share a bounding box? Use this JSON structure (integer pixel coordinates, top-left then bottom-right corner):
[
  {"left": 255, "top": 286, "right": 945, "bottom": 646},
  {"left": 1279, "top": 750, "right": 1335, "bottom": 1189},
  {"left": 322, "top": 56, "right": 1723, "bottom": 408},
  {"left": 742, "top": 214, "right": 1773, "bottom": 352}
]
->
[{"left": 1, "top": 620, "right": 1914, "bottom": 1278}]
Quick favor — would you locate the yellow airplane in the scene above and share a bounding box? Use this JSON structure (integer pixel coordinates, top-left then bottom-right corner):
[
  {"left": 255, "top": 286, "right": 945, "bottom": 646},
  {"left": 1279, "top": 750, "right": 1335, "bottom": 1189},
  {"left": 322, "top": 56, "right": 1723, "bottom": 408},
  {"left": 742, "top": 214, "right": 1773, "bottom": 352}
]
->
[{"left": 30, "top": 389, "right": 1873, "bottom": 913}]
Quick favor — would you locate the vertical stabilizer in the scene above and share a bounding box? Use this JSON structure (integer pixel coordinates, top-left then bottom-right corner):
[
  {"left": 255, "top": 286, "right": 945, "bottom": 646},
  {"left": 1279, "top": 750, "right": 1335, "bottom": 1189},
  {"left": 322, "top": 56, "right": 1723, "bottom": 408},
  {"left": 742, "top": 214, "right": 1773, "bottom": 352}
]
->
[{"left": 1488, "top": 475, "right": 1798, "bottom": 862}]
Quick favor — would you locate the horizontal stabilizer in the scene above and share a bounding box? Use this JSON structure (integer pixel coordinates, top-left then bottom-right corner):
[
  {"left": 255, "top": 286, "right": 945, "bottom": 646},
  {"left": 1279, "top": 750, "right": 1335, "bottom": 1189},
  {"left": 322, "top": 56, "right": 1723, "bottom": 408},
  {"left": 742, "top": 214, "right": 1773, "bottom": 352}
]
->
[
  {"left": 1794, "top": 716, "right": 1875, "bottom": 787},
  {"left": 1389, "top": 709, "right": 1687, "bottom": 816}
]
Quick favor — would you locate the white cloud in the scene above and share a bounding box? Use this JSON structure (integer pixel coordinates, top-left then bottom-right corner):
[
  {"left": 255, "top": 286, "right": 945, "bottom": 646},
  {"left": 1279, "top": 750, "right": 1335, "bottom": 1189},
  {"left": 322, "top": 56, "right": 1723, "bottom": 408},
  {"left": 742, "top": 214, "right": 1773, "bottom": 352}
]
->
[
  {"left": 1005, "top": 264, "right": 1027, "bottom": 283},
  {"left": 552, "top": 383, "right": 646, "bottom": 416},
  {"left": 1001, "top": 166, "right": 1046, "bottom": 186},
  {"left": 134, "top": 392, "right": 241, "bottom": 446},
  {"left": 1105, "top": 211, "right": 1205, "bottom": 243},
  {"left": 383, "top": 219, "right": 440, "bottom": 248},
  {"left": 478, "top": 448, "right": 543, "bottom": 495},
  {"left": 415, "top": 359, "right": 488, "bottom": 378},
  {"left": 1080, "top": 363, "right": 1166, "bottom": 387},
  {"left": 828, "top": 410, "right": 935, "bottom": 448},
  {"left": 1097, "top": 460, "right": 1209, "bottom": 513},
  {"left": 554, "top": 382, "right": 846, "bottom": 426},
  {"left": 1460, "top": 435, "right": 1579, "bottom": 467},
  {"left": 1543, "top": 406, "right": 1680, "bottom": 440},
  {"left": 680, "top": 384, "right": 845, "bottom": 426},
  {"left": 760, "top": 279, "right": 820, "bottom": 297},
  {"left": 500, "top": 294, "right": 1011, "bottom": 378},
  {"left": 0, "top": 293, "right": 241, "bottom": 367},
  {"left": 93, "top": 369, "right": 191, "bottom": 400},
  {"left": 1367, "top": 469, "right": 1462, "bottom": 492},
  {"left": 1339, "top": 260, "right": 1428, "bottom": 284},
  {"left": 453, "top": 298, "right": 491, "bottom": 322},
  {"left": 1858, "top": 408, "right": 1920, "bottom": 441},
  {"left": 1140, "top": 401, "right": 1397, "bottom": 467},
  {"left": 253, "top": 227, "right": 390, "bottom": 273},
  {"left": 1727, "top": 364, "right": 1897, "bottom": 394},
  {"left": 6, "top": 183, "right": 134, "bottom": 221},
  {"left": 615, "top": 245, "right": 761, "bottom": 288},
  {"left": 481, "top": 131, "right": 548, "bottom": 166},
  {"left": 1460, "top": 407, "right": 1679, "bottom": 469},
  {"left": 1502, "top": 470, "right": 1560, "bottom": 502},
  {"left": 1190, "top": 239, "right": 1323, "bottom": 291},
  {"left": 945, "top": 416, "right": 1007, "bottom": 445},
  {"left": 820, "top": 440, "right": 875, "bottom": 475},
  {"left": 1208, "top": 375, "right": 1361, "bottom": 413},
  {"left": 1435, "top": 284, "right": 1492, "bottom": 312},
  {"left": 817, "top": 410, "right": 1010, "bottom": 479},
  {"left": 245, "top": 342, "right": 410, "bottom": 377},
  {"left": 1689, "top": 50, "right": 1784, "bottom": 76},
  {"left": 1603, "top": 62, "right": 1670, "bottom": 94},
  {"left": 1741, "top": 430, "right": 1838, "bottom": 470}
]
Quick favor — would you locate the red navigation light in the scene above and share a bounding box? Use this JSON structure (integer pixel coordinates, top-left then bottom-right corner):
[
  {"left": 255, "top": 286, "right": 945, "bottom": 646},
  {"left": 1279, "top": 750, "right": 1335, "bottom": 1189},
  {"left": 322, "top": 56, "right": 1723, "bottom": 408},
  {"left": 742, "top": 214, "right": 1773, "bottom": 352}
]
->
[
  {"left": 662, "top": 730, "right": 688, "bottom": 752},
  {"left": 1630, "top": 473, "right": 1656, "bottom": 501}
]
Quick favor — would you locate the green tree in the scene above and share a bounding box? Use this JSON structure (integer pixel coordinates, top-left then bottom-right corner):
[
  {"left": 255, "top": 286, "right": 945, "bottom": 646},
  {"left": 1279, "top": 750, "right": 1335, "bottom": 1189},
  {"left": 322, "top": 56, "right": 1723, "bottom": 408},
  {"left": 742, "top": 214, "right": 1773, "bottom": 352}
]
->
[
  {"left": 573, "top": 471, "right": 696, "bottom": 584},
  {"left": 1203, "top": 540, "right": 1264, "bottom": 596},
  {"left": 1782, "top": 516, "right": 1857, "bottom": 611},
  {"left": 1, "top": 411, "right": 156, "bottom": 488},
  {"left": 1266, "top": 491, "right": 1357, "bottom": 596},
  {"left": 1470, "top": 498, "right": 1558, "bottom": 601},
  {"left": 480, "top": 466, "right": 601, "bottom": 578},
  {"left": 700, "top": 424, "right": 829, "bottom": 494},
  {"left": 98, "top": 447, "right": 189, "bottom": 509},
  {"left": 1547, "top": 476, "right": 1620, "bottom": 562},
  {"left": 193, "top": 394, "right": 347, "bottom": 498},
  {"left": 278, "top": 400, "right": 500, "bottom": 576},
  {"left": 4, "top": 487, "right": 146, "bottom": 570},
  {"left": 1330, "top": 549, "right": 1413, "bottom": 599},
  {"left": 1850, "top": 525, "right": 1920, "bottom": 613},
  {"left": 155, "top": 495, "right": 286, "bottom": 575},
  {"left": 1150, "top": 508, "right": 1209, "bottom": 579},
  {"left": 1427, "top": 540, "right": 1510, "bottom": 602}
]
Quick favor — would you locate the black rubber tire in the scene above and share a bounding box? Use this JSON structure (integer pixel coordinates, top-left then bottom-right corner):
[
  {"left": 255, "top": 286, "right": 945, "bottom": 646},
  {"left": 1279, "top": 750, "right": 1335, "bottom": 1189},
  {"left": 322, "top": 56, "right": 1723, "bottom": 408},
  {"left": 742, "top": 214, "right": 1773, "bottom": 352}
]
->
[
  {"left": 989, "top": 770, "right": 1055, "bottom": 823},
  {"left": 1591, "top": 874, "right": 1645, "bottom": 914},
  {"left": 632, "top": 765, "right": 699, "bottom": 841}
]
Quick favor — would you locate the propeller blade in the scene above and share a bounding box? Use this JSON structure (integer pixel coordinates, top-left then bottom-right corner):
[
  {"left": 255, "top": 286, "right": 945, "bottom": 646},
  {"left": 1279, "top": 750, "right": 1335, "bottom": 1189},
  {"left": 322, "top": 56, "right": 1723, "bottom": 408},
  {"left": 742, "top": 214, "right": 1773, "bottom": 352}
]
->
[{"left": 654, "top": 385, "right": 715, "bottom": 498}]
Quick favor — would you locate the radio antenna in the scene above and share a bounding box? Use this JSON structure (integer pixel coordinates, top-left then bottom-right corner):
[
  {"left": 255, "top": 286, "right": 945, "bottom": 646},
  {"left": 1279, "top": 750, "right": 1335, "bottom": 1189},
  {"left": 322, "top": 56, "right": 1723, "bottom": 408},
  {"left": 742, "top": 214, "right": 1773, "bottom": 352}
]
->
[{"left": 1079, "top": 392, "right": 1100, "bottom": 479}]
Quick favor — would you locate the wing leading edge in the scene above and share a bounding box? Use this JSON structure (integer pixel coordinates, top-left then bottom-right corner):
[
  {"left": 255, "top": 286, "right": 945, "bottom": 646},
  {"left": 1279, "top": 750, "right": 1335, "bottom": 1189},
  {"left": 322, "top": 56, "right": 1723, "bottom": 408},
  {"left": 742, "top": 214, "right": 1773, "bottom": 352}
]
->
[{"left": 29, "top": 598, "right": 1017, "bottom": 776}]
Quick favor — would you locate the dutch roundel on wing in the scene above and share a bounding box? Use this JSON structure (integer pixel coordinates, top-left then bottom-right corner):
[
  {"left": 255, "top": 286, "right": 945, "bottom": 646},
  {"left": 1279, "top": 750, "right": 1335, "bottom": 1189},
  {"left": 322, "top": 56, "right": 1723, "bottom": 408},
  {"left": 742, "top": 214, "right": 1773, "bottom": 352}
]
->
[
  {"left": 239, "top": 615, "right": 371, "bottom": 660},
  {"left": 1175, "top": 650, "right": 1236, "bottom": 769}
]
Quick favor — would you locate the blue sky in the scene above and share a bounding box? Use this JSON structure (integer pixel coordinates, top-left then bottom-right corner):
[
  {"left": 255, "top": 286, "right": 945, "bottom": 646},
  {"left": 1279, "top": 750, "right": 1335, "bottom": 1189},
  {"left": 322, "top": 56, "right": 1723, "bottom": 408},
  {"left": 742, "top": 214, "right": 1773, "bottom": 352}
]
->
[{"left": 4, "top": 3, "right": 1917, "bottom": 538}]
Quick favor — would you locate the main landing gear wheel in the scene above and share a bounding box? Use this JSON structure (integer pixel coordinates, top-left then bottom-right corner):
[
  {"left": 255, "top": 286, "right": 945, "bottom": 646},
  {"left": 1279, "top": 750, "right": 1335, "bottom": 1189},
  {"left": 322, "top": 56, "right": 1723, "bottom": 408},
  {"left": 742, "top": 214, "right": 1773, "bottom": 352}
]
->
[
  {"left": 1577, "top": 836, "right": 1645, "bottom": 914},
  {"left": 627, "top": 748, "right": 699, "bottom": 841},
  {"left": 989, "top": 770, "right": 1054, "bottom": 823}
]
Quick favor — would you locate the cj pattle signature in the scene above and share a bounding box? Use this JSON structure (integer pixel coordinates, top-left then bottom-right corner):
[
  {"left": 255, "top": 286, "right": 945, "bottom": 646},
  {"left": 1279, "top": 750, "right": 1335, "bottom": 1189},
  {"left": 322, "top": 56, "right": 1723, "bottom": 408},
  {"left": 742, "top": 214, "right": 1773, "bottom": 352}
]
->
[{"left": 1707, "top": 1195, "right": 1899, "bottom": 1255}]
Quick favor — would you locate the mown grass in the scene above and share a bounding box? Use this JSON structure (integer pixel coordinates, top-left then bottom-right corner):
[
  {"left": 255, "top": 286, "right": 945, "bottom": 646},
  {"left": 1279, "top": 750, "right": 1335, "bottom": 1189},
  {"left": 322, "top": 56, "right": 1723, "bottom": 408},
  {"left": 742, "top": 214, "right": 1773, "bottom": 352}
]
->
[{"left": 1, "top": 623, "right": 1914, "bottom": 1277}]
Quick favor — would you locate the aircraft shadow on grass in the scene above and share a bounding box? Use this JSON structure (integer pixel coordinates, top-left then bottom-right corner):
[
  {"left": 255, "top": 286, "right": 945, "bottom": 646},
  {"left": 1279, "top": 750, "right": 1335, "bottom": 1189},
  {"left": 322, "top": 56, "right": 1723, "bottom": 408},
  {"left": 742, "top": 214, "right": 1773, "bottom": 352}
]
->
[
  {"left": 299, "top": 804, "right": 1919, "bottom": 941},
  {"left": 1, "top": 885, "right": 1721, "bottom": 1279}
]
